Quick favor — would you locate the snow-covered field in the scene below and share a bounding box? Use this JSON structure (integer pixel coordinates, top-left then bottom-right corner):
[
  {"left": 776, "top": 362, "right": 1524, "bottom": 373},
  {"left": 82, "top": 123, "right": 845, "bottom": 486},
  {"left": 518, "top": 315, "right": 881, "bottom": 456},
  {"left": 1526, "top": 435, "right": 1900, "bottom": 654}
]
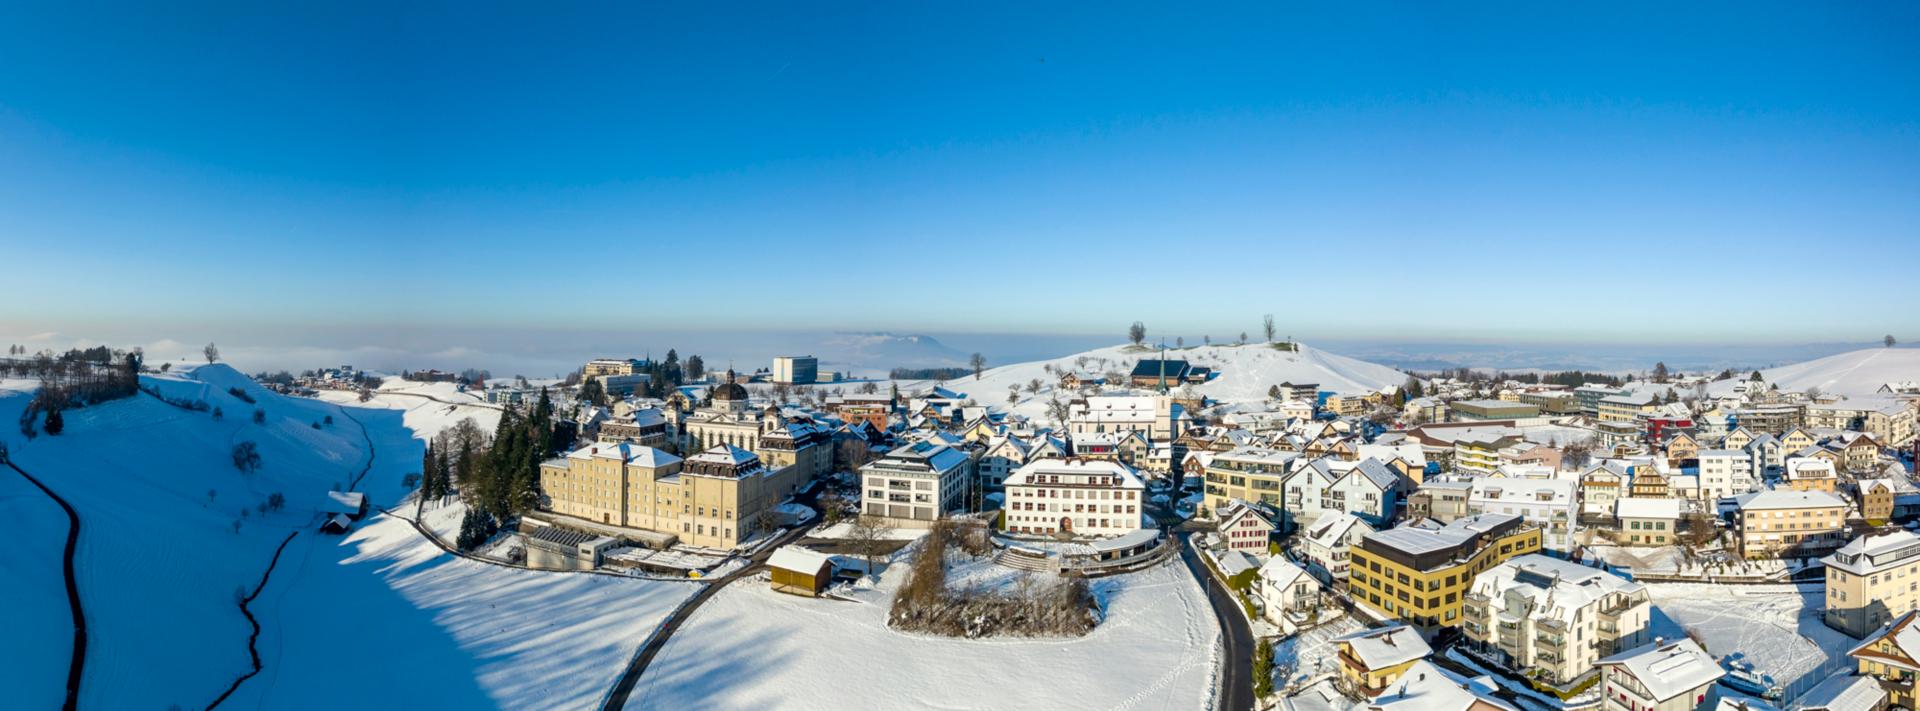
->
[
  {"left": 1707, "top": 347, "right": 1920, "bottom": 398},
  {"left": 630, "top": 554, "right": 1219, "bottom": 710},
  {"left": 1646, "top": 583, "right": 1853, "bottom": 694},
  {"left": 317, "top": 378, "right": 503, "bottom": 437},
  {"left": 1, "top": 364, "right": 694, "bottom": 709}
]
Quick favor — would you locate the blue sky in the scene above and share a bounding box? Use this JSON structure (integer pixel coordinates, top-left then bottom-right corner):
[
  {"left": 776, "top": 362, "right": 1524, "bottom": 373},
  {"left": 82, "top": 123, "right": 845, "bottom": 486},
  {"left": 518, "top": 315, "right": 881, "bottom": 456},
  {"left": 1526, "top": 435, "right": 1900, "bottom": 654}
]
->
[{"left": 3, "top": 2, "right": 1918, "bottom": 355}]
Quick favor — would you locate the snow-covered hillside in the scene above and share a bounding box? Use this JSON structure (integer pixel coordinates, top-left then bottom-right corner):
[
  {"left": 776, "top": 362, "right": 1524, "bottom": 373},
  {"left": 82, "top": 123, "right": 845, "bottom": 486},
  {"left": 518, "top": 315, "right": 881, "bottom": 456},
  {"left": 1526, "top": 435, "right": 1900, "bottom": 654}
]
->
[
  {"left": 1710, "top": 347, "right": 1920, "bottom": 398},
  {"left": 910, "top": 342, "right": 1405, "bottom": 421},
  {"left": 0, "top": 364, "right": 692, "bottom": 709}
]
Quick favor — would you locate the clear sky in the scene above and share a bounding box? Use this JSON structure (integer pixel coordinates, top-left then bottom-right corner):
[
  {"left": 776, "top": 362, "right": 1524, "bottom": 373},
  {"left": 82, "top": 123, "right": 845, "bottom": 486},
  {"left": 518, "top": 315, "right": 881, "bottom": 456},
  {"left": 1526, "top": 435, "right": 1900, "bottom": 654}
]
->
[{"left": 3, "top": 2, "right": 1918, "bottom": 353}]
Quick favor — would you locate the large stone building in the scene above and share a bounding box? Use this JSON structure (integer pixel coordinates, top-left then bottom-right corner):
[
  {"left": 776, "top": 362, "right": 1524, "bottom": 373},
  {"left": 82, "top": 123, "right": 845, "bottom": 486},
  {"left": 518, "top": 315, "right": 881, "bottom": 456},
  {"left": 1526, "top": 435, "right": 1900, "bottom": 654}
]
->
[
  {"left": 1824, "top": 530, "right": 1920, "bottom": 638},
  {"left": 1461, "top": 555, "right": 1652, "bottom": 685},
  {"left": 1001, "top": 458, "right": 1146, "bottom": 537},
  {"left": 537, "top": 440, "right": 810, "bottom": 550},
  {"left": 1347, "top": 513, "right": 1543, "bottom": 630}
]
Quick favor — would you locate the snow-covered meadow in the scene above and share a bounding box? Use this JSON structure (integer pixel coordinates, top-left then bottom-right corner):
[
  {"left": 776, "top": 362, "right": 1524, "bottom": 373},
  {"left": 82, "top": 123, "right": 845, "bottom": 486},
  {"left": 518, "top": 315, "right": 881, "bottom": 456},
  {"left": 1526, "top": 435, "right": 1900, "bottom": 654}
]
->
[
  {"left": 629, "top": 555, "right": 1219, "bottom": 710},
  {"left": 1645, "top": 583, "right": 1854, "bottom": 695}
]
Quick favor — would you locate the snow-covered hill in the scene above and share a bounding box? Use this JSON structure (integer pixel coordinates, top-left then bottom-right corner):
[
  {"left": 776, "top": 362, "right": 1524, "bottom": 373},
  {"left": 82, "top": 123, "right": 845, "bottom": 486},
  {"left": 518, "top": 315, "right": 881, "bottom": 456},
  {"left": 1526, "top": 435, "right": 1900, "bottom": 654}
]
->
[
  {"left": 918, "top": 342, "right": 1406, "bottom": 421},
  {"left": 1709, "top": 347, "right": 1920, "bottom": 398},
  {"left": 0, "top": 364, "right": 692, "bottom": 708}
]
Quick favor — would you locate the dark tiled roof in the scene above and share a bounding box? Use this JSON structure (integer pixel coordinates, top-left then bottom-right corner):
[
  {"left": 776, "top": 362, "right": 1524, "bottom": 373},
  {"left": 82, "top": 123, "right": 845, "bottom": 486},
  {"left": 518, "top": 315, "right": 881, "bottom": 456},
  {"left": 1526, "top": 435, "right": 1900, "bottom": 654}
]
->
[{"left": 1130, "top": 359, "right": 1191, "bottom": 378}]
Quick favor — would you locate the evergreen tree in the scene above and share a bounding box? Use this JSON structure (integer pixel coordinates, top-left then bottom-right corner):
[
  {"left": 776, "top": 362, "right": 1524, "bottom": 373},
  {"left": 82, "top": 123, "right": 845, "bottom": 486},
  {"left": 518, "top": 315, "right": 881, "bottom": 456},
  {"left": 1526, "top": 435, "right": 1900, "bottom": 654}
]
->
[{"left": 44, "top": 407, "right": 64, "bottom": 435}]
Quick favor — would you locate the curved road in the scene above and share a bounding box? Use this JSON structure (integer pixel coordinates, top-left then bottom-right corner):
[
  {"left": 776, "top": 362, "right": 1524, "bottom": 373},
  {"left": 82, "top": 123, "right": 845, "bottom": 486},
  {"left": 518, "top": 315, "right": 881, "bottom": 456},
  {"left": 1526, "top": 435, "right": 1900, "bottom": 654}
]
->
[
  {"left": 1178, "top": 532, "right": 1253, "bottom": 711},
  {"left": 601, "top": 515, "right": 821, "bottom": 711},
  {"left": 7, "top": 459, "right": 86, "bottom": 711}
]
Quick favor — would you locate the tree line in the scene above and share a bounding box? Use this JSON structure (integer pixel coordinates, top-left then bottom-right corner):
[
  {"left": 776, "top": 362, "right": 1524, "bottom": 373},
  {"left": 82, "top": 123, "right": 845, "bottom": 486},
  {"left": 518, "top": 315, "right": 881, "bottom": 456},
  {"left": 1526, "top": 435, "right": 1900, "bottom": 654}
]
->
[{"left": 415, "top": 388, "right": 572, "bottom": 550}]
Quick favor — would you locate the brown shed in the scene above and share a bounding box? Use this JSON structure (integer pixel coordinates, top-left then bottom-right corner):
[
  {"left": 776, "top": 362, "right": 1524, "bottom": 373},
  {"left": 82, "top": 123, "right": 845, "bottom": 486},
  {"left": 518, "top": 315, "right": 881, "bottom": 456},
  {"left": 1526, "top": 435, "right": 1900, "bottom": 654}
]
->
[{"left": 767, "top": 545, "right": 835, "bottom": 597}]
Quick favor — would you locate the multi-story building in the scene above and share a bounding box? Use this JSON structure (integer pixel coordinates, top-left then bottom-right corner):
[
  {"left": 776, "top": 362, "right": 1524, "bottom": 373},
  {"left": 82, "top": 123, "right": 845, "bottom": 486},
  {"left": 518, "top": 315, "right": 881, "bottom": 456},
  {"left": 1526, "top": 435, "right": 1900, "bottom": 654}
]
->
[
  {"left": 1001, "top": 458, "right": 1145, "bottom": 537},
  {"left": 1849, "top": 610, "right": 1920, "bottom": 709},
  {"left": 1360, "top": 660, "right": 1517, "bottom": 711},
  {"left": 1695, "top": 449, "right": 1754, "bottom": 503},
  {"left": 1824, "top": 530, "right": 1920, "bottom": 638},
  {"left": 1575, "top": 384, "right": 1630, "bottom": 417},
  {"left": 978, "top": 436, "right": 1032, "bottom": 489},
  {"left": 537, "top": 440, "right": 806, "bottom": 550},
  {"left": 1806, "top": 398, "right": 1915, "bottom": 447},
  {"left": 1467, "top": 476, "right": 1578, "bottom": 553},
  {"left": 1453, "top": 433, "right": 1522, "bottom": 475},
  {"left": 1283, "top": 457, "right": 1406, "bottom": 531},
  {"left": 1786, "top": 457, "right": 1840, "bottom": 493},
  {"left": 1450, "top": 399, "right": 1541, "bottom": 421},
  {"left": 1596, "top": 639, "right": 1724, "bottom": 711},
  {"left": 1300, "top": 511, "right": 1375, "bottom": 585},
  {"left": 1068, "top": 395, "right": 1187, "bottom": 441},
  {"left": 1347, "top": 513, "right": 1544, "bottom": 630},
  {"left": 1202, "top": 447, "right": 1298, "bottom": 515},
  {"left": 583, "top": 357, "right": 646, "bottom": 381},
  {"left": 595, "top": 407, "right": 671, "bottom": 447},
  {"left": 1613, "top": 498, "right": 1681, "bottom": 546},
  {"left": 1733, "top": 404, "right": 1806, "bottom": 436},
  {"left": 860, "top": 440, "right": 974, "bottom": 524},
  {"left": 1217, "top": 500, "right": 1278, "bottom": 554},
  {"left": 1461, "top": 555, "right": 1652, "bottom": 685},
  {"left": 1409, "top": 481, "right": 1474, "bottom": 524},
  {"left": 1858, "top": 479, "right": 1897, "bottom": 522},
  {"left": 829, "top": 392, "right": 894, "bottom": 430},
  {"left": 1729, "top": 489, "right": 1850, "bottom": 559},
  {"left": 1580, "top": 464, "right": 1629, "bottom": 516},
  {"left": 1597, "top": 392, "right": 1657, "bottom": 423},
  {"left": 771, "top": 355, "right": 818, "bottom": 385}
]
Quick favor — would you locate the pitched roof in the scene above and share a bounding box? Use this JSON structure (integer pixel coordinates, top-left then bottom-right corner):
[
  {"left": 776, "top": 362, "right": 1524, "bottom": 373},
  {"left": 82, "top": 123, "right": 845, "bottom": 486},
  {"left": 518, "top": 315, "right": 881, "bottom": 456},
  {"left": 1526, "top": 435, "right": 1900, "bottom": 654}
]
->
[
  {"left": 767, "top": 545, "right": 834, "bottom": 574},
  {"left": 1362, "top": 660, "right": 1516, "bottom": 711},
  {"left": 1334, "top": 623, "right": 1432, "bottom": 669},
  {"left": 1597, "top": 639, "right": 1724, "bottom": 702}
]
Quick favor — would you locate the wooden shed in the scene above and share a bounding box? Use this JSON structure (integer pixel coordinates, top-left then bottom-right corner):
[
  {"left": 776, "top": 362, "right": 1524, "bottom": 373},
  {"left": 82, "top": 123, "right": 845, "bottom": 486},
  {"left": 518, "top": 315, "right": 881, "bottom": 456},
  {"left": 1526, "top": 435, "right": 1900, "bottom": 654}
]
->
[{"left": 766, "top": 545, "right": 835, "bottom": 598}]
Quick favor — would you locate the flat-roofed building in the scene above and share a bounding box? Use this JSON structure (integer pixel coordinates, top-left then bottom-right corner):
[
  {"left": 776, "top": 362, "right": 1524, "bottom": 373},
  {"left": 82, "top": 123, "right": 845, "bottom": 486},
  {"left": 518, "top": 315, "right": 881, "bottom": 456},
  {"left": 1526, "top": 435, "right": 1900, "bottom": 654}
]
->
[
  {"left": 860, "top": 440, "right": 974, "bottom": 524},
  {"left": 1347, "top": 513, "right": 1543, "bottom": 630},
  {"left": 1450, "top": 399, "right": 1541, "bottom": 422},
  {"left": 771, "top": 355, "right": 818, "bottom": 385}
]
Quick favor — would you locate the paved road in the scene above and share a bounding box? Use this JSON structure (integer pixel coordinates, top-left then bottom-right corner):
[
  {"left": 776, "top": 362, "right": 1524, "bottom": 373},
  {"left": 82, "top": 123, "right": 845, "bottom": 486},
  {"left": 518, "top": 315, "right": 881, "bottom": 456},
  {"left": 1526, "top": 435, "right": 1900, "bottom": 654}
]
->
[
  {"left": 6, "top": 459, "right": 86, "bottom": 711},
  {"left": 600, "top": 517, "right": 821, "bottom": 710},
  {"left": 1178, "top": 532, "right": 1253, "bottom": 711}
]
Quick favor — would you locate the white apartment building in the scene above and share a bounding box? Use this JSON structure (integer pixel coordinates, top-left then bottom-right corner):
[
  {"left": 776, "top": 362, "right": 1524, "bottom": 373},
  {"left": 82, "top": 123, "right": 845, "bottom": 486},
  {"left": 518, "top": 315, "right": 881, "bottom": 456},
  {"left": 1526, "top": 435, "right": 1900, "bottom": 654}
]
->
[
  {"left": 860, "top": 441, "right": 974, "bottom": 524},
  {"left": 1067, "top": 395, "right": 1188, "bottom": 441},
  {"left": 1001, "top": 457, "right": 1146, "bottom": 537},
  {"left": 1461, "top": 555, "right": 1652, "bottom": 685},
  {"left": 1695, "top": 448, "right": 1755, "bottom": 503},
  {"left": 1468, "top": 476, "right": 1579, "bottom": 553}
]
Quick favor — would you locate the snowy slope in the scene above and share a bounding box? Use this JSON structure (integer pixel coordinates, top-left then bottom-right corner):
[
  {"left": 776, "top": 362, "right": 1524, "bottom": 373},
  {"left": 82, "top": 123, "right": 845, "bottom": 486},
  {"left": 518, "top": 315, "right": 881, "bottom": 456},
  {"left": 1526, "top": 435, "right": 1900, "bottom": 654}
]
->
[
  {"left": 1708, "top": 347, "right": 1920, "bottom": 398},
  {"left": 630, "top": 556, "right": 1217, "bottom": 710},
  {"left": 907, "top": 342, "right": 1405, "bottom": 421},
  {"left": 0, "top": 365, "right": 691, "bottom": 709}
]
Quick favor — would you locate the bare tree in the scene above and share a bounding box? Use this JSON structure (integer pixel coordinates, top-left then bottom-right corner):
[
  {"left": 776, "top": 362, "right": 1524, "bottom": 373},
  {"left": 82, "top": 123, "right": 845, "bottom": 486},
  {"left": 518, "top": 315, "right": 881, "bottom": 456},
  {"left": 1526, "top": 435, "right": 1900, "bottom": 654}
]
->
[
  {"left": 847, "top": 514, "right": 891, "bottom": 577},
  {"left": 1026, "top": 378, "right": 1042, "bottom": 394},
  {"left": 1128, "top": 321, "right": 1147, "bottom": 346},
  {"left": 1263, "top": 314, "right": 1276, "bottom": 342},
  {"left": 231, "top": 441, "right": 262, "bottom": 475},
  {"left": 970, "top": 352, "right": 986, "bottom": 380},
  {"left": 203, "top": 342, "right": 220, "bottom": 364}
]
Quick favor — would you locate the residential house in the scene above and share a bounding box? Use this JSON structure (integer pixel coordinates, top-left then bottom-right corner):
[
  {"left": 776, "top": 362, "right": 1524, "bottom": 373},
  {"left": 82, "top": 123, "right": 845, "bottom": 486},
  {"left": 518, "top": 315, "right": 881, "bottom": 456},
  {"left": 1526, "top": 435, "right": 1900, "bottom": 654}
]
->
[
  {"left": 1334, "top": 623, "right": 1434, "bottom": 697},
  {"left": 1216, "top": 500, "right": 1278, "bottom": 555},
  {"left": 1848, "top": 611, "right": 1920, "bottom": 709},
  {"left": 1468, "top": 476, "right": 1578, "bottom": 552},
  {"left": 1411, "top": 481, "right": 1476, "bottom": 524},
  {"left": 1581, "top": 464, "right": 1630, "bottom": 516},
  {"left": 1202, "top": 447, "right": 1298, "bottom": 516},
  {"left": 1300, "top": 511, "right": 1376, "bottom": 585},
  {"left": 1360, "top": 660, "right": 1517, "bottom": 711},
  {"left": 1596, "top": 639, "right": 1725, "bottom": 711},
  {"left": 1258, "top": 557, "right": 1318, "bottom": 626},
  {"left": 1614, "top": 498, "right": 1683, "bottom": 546},
  {"left": 1858, "top": 479, "right": 1897, "bottom": 522},
  {"left": 1787, "top": 457, "right": 1840, "bottom": 493}
]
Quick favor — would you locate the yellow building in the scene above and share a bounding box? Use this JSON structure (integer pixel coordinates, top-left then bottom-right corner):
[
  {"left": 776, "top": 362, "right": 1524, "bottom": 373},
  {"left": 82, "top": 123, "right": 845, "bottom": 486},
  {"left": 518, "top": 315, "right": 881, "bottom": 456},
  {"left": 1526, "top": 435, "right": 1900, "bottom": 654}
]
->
[
  {"left": 1597, "top": 392, "right": 1656, "bottom": 423},
  {"left": 538, "top": 440, "right": 817, "bottom": 551},
  {"left": 1346, "top": 513, "right": 1542, "bottom": 630},
  {"left": 1849, "top": 610, "right": 1920, "bottom": 709},
  {"left": 583, "top": 357, "right": 644, "bottom": 380},
  {"left": 1825, "top": 530, "right": 1920, "bottom": 638},
  {"left": 1730, "top": 489, "right": 1849, "bottom": 559},
  {"left": 1333, "top": 624, "right": 1432, "bottom": 697},
  {"left": 1202, "top": 447, "right": 1298, "bottom": 514}
]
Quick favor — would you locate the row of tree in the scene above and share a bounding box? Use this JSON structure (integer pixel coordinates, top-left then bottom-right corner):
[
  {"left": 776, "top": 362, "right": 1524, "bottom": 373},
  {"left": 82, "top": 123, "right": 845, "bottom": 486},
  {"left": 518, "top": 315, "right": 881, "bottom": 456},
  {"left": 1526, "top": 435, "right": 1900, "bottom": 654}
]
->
[{"left": 416, "top": 389, "right": 571, "bottom": 550}]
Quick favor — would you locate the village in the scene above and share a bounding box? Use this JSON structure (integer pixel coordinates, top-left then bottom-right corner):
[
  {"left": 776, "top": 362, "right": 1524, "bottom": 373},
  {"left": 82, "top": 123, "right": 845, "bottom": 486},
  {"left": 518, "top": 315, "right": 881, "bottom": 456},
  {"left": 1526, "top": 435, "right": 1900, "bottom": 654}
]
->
[{"left": 267, "top": 335, "right": 1920, "bottom": 711}]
